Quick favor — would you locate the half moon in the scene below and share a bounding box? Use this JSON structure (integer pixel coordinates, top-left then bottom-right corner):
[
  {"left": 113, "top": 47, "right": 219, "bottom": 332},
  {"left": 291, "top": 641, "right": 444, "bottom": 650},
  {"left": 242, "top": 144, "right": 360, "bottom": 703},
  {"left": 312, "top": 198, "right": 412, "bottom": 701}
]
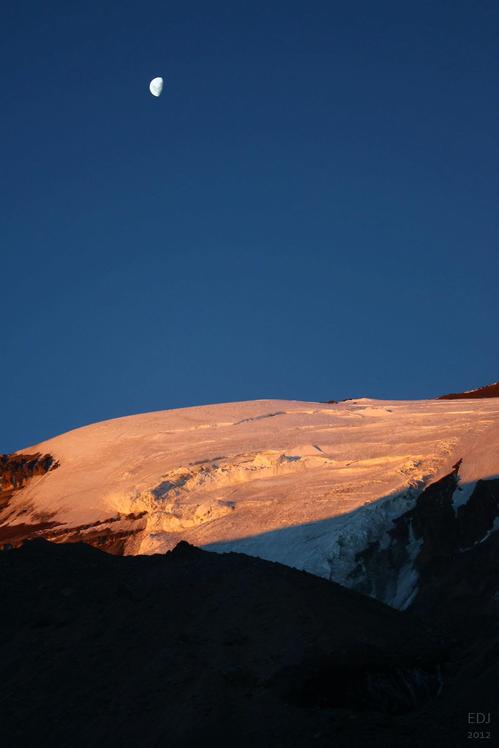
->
[{"left": 149, "top": 77, "right": 164, "bottom": 97}]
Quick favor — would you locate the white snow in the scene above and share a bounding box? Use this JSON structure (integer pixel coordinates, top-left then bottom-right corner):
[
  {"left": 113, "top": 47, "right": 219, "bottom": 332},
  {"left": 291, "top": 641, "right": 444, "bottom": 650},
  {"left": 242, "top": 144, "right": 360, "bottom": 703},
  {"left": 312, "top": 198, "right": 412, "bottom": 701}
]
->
[
  {"left": 460, "top": 516, "right": 499, "bottom": 551},
  {"left": 451, "top": 480, "right": 477, "bottom": 513},
  {"left": 391, "top": 521, "right": 424, "bottom": 610},
  {"left": 478, "top": 516, "right": 499, "bottom": 545}
]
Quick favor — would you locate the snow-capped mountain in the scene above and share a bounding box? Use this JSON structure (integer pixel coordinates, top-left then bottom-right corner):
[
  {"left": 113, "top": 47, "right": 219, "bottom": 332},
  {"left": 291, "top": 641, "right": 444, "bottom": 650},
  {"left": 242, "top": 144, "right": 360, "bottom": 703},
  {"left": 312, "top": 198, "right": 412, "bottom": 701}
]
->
[{"left": 1, "top": 396, "right": 499, "bottom": 611}]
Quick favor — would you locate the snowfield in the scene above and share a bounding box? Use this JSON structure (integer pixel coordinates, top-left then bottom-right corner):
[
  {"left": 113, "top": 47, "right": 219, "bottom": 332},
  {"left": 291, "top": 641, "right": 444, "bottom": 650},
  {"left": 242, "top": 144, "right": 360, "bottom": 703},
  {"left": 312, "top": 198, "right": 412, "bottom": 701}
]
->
[{"left": 7, "top": 397, "right": 499, "bottom": 606}]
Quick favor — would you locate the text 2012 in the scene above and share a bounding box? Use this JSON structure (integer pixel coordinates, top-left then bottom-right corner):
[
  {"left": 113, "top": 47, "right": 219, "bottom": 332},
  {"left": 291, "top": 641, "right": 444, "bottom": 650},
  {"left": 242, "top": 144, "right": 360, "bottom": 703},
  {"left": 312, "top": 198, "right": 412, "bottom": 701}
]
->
[{"left": 467, "top": 731, "right": 491, "bottom": 740}]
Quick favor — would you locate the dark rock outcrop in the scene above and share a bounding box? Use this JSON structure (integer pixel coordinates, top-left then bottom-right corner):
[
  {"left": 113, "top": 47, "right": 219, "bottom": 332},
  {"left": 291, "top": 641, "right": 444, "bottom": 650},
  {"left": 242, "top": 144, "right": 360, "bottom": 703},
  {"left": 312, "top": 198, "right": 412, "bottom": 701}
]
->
[
  {"left": 350, "top": 463, "right": 499, "bottom": 636},
  {"left": 438, "top": 382, "right": 499, "bottom": 399},
  {"left": 0, "top": 452, "right": 147, "bottom": 554},
  {"left": 0, "top": 452, "right": 58, "bottom": 509},
  {"left": 0, "top": 512, "right": 148, "bottom": 554},
  {"left": 0, "top": 453, "right": 61, "bottom": 549}
]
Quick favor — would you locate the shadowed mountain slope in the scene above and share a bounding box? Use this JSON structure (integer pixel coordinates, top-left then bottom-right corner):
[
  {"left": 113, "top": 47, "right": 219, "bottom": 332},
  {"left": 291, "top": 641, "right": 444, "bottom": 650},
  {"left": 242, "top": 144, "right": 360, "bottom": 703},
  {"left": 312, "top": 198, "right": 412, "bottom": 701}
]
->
[{"left": 1, "top": 538, "right": 493, "bottom": 747}]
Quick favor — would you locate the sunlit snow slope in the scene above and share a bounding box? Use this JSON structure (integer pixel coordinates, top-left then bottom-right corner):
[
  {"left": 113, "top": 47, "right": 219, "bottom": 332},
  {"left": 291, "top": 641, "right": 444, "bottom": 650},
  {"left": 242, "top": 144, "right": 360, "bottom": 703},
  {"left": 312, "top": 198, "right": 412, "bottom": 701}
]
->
[{"left": 2, "top": 398, "right": 499, "bottom": 605}]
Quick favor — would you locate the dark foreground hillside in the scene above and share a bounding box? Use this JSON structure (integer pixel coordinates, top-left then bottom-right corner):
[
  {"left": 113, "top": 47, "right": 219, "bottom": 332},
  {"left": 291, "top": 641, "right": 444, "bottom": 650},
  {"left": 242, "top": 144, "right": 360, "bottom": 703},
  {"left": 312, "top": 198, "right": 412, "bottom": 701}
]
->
[{"left": 0, "top": 540, "right": 496, "bottom": 747}]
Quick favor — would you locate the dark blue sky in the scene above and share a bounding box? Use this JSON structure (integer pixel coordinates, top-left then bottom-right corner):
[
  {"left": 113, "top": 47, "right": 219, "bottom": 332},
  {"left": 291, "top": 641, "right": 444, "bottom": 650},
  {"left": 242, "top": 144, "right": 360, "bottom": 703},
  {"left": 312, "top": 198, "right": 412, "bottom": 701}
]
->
[{"left": 1, "top": 1, "right": 498, "bottom": 451}]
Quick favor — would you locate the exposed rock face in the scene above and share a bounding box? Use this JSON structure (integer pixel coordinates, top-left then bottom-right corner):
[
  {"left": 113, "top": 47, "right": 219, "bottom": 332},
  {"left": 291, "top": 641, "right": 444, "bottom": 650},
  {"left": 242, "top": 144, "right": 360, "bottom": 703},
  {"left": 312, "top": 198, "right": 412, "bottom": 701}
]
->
[
  {"left": 0, "top": 452, "right": 58, "bottom": 503},
  {"left": 0, "top": 453, "right": 60, "bottom": 545},
  {"left": 438, "top": 381, "right": 499, "bottom": 399},
  {"left": 0, "top": 452, "right": 146, "bottom": 554},
  {"left": 0, "top": 509, "right": 148, "bottom": 555},
  {"left": 349, "top": 463, "right": 499, "bottom": 624},
  {"left": 35, "top": 512, "right": 148, "bottom": 555}
]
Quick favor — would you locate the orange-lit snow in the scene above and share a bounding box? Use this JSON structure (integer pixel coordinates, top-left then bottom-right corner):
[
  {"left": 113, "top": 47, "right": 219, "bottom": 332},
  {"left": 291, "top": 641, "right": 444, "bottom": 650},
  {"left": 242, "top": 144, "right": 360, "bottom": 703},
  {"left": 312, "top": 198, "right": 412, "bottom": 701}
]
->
[{"left": 8, "top": 397, "right": 499, "bottom": 590}]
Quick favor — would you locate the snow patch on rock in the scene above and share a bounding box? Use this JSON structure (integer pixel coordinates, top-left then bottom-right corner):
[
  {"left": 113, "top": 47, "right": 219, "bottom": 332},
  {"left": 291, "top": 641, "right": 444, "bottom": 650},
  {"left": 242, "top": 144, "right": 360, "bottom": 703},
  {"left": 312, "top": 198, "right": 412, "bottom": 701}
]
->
[{"left": 452, "top": 480, "right": 477, "bottom": 513}]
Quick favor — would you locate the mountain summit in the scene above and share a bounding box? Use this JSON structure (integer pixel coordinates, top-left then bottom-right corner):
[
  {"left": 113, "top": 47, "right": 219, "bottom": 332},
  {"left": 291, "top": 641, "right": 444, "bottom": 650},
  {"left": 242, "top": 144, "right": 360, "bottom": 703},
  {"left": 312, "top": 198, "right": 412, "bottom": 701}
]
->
[{"left": 1, "top": 396, "right": 498, "bottom": 613}]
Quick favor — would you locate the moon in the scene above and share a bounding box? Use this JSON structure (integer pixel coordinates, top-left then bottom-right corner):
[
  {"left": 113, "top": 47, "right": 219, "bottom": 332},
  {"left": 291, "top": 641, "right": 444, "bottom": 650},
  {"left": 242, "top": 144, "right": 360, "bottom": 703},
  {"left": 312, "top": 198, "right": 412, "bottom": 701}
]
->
[{"left": 149, "top": 77, "right": 164, "bottom": 97}]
